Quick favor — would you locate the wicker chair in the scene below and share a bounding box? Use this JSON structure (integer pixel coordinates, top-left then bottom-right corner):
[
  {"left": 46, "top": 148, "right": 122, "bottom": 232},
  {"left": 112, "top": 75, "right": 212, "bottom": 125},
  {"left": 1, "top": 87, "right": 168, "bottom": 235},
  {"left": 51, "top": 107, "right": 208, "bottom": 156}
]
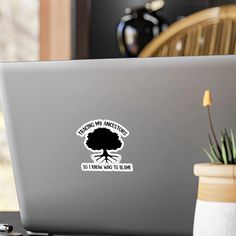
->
[{"left": 139, "top": 4, "right": 236, "bottom": 57}]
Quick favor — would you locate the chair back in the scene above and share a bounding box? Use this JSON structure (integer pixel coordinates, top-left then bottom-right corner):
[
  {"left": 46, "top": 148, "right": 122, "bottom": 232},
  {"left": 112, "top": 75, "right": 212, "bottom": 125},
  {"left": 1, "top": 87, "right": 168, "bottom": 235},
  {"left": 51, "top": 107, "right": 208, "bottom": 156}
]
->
[{"left": 139, "top": 5, "right": 236, "bottom": 57}]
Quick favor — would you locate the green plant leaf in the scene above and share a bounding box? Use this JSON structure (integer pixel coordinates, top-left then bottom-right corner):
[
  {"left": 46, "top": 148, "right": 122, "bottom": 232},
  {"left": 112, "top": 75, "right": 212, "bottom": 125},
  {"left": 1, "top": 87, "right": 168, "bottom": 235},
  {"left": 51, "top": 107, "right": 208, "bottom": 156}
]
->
[
  {"left": 210, "top": 146, "right": 221, "bottom": 163},
  {"left": 221, "top": 136, "right": 228, "bottom": 165},
  {"left": 225, "top": 129, "right": 234, "bottom": 163},
  {"left": 208, "top": 134, "right": 222, "bottom": 162},
  {"left": 223, "top": 131, "right": 232, "bottom": 164},
  {"left": 203, "top": 148, "right": 216, "bottom": 163},
  {"left": 222, "top": 132, "right": 229, "bottom": 163},
  {"left": 230, "top": 129, "right": 236, "bottom": 162}
]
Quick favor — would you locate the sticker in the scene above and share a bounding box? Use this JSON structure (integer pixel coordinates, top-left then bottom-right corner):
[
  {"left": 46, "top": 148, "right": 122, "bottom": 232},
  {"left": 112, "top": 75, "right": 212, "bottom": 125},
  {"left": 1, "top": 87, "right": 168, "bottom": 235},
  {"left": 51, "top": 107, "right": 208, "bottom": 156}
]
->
[{"left": 76, "top": 119, "right": 133, "bottom": 172}]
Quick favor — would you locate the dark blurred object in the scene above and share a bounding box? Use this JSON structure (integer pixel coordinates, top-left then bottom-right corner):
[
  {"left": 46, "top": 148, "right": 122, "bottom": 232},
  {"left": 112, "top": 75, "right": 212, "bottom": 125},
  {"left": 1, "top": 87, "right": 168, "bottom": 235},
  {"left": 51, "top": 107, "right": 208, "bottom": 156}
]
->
[
  {"left": 0, "top": 224, "right": 13, "bottom": 233},
  {"left": 117, "top": 0, "right": 169, "bottom": 57},
  {"left": 0, "top": 213, "right": 25, "bottom": 236}
]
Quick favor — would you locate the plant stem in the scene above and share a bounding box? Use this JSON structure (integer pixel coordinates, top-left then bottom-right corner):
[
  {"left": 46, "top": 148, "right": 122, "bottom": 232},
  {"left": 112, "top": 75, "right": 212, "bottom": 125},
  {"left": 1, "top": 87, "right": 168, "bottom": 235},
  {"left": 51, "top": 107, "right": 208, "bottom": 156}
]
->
[{"left": 207, "top": 105, "right": 222, "bottom": 158}]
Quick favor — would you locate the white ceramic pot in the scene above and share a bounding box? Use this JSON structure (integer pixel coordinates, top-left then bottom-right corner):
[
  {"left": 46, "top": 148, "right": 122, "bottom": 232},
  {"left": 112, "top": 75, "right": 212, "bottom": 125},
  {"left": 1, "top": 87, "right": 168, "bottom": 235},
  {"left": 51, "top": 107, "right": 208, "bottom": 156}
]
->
[{"left": 193, "top": 163, "right": 236, "bottom": 236}]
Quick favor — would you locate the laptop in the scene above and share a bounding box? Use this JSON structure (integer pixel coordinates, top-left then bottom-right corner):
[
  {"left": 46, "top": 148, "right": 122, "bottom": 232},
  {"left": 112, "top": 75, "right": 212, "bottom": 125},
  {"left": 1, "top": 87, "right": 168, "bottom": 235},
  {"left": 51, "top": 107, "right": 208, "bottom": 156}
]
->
[{"left": 1, "top": 56, "right": 236, "bottom": 236}]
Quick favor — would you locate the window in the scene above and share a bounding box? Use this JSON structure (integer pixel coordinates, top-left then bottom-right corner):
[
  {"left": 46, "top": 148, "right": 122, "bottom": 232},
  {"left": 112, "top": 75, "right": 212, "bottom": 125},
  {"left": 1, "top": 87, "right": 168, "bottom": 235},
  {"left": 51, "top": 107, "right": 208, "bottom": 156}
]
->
[{"left": 0, "top": 0, "right": 39, "bottom": 211}]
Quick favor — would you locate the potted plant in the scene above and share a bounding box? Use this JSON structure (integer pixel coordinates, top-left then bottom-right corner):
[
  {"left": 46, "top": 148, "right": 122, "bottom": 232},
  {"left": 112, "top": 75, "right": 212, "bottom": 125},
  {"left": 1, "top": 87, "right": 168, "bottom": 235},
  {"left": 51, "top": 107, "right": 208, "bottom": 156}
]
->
[{"left": 193, "top": 90, "right": 236, "bottom": 236}]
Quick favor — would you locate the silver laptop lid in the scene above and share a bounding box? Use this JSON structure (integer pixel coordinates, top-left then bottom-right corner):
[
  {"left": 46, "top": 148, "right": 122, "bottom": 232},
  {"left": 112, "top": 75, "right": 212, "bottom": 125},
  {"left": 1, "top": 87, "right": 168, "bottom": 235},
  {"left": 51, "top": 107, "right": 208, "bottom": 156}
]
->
[{"left": 1, "top": 56, "right": 236, "bottom": 235}]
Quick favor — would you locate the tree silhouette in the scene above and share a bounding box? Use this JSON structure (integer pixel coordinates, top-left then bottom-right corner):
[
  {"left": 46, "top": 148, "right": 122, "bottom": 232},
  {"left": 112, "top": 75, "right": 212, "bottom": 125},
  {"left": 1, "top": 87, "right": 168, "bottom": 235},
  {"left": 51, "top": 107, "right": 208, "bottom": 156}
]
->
[{"left": 86, "top": 128, "right": 123, "bottom": 164}]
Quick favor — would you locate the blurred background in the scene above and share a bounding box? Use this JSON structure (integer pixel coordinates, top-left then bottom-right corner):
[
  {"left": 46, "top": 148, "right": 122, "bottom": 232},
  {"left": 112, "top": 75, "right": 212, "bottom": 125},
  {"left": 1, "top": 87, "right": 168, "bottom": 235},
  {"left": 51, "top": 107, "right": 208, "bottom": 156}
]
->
[{"left": 0, "top": 0, "right": 236, "bottom": 211}]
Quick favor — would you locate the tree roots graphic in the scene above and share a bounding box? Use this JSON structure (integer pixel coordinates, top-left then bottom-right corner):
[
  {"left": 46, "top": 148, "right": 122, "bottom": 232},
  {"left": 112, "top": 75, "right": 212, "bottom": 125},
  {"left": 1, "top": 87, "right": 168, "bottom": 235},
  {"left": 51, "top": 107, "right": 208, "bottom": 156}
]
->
[{"left": 92, "top": 149, "right": 121, "bottom": 164}]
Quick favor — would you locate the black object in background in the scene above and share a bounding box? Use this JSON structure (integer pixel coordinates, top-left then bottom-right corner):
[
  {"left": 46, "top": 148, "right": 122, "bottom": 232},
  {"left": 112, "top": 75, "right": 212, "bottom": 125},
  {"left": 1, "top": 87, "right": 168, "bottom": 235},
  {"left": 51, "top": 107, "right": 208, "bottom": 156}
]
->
[
  {"left": 90, "top": 0, "right": 206, "bottom": 59},
  {"left": 73, "top": 0, "right": 236, "bottom": 59},
  {"left": 0, "top": 224, "right": 13, "bottom": 233},
  {"left": 117, "top": 1, "right": 169, "bottom": 57}
]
